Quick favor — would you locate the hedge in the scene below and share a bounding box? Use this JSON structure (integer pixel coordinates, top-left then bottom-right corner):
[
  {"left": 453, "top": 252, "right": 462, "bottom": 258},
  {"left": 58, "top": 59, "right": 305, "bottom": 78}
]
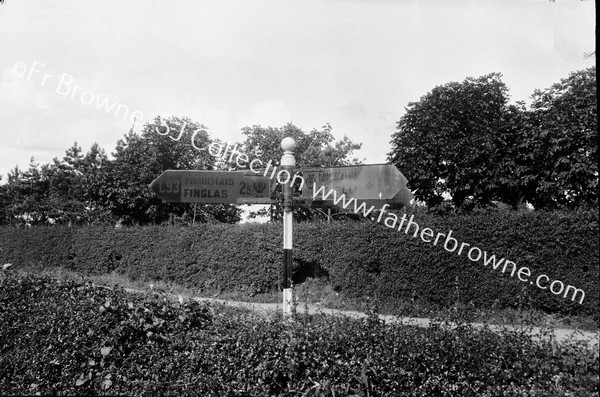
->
[
  {"left": 2, "top": 272, "right": 598, "bottom": 396},
  {"left": 1, "top": 209, "right": 598, "bottom": 320}
]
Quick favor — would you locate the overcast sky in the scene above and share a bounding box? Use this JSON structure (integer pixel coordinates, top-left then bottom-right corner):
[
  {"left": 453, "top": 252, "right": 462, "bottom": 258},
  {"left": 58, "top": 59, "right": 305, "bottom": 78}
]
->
[{"left": 0, "top": 0, "right": 595, "bottom": 183}]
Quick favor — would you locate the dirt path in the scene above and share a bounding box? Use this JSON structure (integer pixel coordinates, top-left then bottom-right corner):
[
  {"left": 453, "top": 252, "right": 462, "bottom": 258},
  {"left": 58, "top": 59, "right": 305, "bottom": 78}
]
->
[{"left": 123, "top": 287, "right": 599, "bottom": 353}]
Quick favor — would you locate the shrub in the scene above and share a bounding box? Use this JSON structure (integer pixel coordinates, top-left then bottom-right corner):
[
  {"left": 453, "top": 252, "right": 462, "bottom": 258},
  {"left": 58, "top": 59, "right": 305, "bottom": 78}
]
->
[
  {"left": 0, "top": 271, "right": 597, "bottom": 396},
  {"left": 317, "top": 210, "right": 599, "bottom": 321},
  {"left": 0, "top": 209, "right": 597, "bottom": 320}
]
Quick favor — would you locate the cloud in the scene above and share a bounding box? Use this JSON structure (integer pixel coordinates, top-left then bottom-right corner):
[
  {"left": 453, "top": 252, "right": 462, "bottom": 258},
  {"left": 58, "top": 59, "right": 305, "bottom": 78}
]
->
[
  {"left": 336, "top": 102, "right": 367, "bottom": 120},
  {"left": 1, "top": 65, "right": 42, "bottom": 110},
  {"left": 0, "top": 63, "right": 137, "bottom": 180},
  {"left": 0, "top": 65, "right": 61, "bottom": 150},
  {"left": 238, "top": 99, "right": 292, "bottom": 128}
]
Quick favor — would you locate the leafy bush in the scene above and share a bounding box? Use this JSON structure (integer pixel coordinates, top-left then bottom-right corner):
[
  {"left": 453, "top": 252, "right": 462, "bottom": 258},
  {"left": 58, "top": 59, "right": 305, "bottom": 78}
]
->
[
  {"left": 0, "top": 209, "right": 597, "bottom": 321},
  {"left": 0, "top": 271, "right": 598, "bottom": 396},
  {"left": 318, "top": 210, "right": 599, "bottom": 322}
]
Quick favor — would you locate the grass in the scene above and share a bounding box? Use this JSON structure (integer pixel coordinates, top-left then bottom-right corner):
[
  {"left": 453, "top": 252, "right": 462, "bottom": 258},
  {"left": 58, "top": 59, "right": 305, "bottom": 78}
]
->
[{"left": 18, "top": 265, "right": 598, "bottom": 332}]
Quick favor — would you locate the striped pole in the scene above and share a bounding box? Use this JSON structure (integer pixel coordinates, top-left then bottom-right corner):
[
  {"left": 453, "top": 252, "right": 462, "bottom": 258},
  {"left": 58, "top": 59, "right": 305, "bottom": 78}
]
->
[{"left": 280, "top": 137, "right": 295, "bottom": 316}]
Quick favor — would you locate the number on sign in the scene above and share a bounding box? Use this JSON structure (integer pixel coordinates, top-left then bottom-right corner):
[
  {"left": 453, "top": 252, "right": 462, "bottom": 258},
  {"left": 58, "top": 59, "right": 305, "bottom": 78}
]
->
[
  {"left": 239, "top": 182, "right": 250, "bottom": 196},
  {"left": 160, "top": 180, "right": 180, "bottom": 193}
]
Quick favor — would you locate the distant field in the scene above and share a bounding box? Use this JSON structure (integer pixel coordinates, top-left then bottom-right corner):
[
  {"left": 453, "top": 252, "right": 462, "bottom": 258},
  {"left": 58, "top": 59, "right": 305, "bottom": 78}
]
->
[{"left": 1, "top": 270, "right": 598, "bottom": 396}]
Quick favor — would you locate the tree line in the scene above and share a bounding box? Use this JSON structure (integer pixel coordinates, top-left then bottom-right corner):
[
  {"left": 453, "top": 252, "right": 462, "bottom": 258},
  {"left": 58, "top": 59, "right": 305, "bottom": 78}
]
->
[
  {"left": 0, "top": 66, "right": 596, "bottom": 226},
  {"left": 389, "top": 66, "right": 597, "bottom": 211},
  {"left": 0, "top": 120, "right": 362, "bottom": 226}
]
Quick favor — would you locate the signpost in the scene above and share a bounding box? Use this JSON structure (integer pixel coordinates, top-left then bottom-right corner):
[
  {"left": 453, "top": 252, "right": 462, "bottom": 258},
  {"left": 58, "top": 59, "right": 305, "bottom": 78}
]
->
[
  {"left": 297, "top": 164, "right": 413, "bottom": 209},
  {"left": 149, "top": 140, "right": 414, "bottom": 317},
  {"left": 149, "top": 170, "right": 271, "bottom": 204},
  {"left": 280, "top": 138, "right": 295, "bottom": 316}
]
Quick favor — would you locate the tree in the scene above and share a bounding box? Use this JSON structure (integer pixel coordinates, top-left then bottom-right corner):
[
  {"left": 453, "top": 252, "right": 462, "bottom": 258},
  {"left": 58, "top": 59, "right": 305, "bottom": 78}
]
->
[
  {"left": 1, "top": 117, "right": 244, "bottom": 226},
  {"left": 0, "top": 143, "right": 111, "bottom": 227},
  {"left": 490, "top": 101, "right": 536, "bottom": 209},
  {"left": 44, "top": 142, "right": 87, "bottom": 226},
  {"left": 388, "top": 68, "right": 597, "bottom": 211},
  {"left": 388, "top": 73, "right": 509, "bottom": 209},
  {"left": 521, "top": 66, "right": 597, "bottom": 209},
  {"left": 2, "top": 159, "right": 52, "bottom": 226},
  {"left": 91, "top": 116, "right": 242, "bottom": 225},
  {"left": 238, "top": 123, "right": 363, "bottom": 221},
  {"left": 79, "top": 143, "right": 112, "bottom": 224},
  {"left": 0, "top": 177, "right": 7, "bottom": 225},
  {"left": 237, "top": 122, "right": 362, "bottom": 169},
  {"left": 41, "top": 142, "right": 112, "bottom": 226}
]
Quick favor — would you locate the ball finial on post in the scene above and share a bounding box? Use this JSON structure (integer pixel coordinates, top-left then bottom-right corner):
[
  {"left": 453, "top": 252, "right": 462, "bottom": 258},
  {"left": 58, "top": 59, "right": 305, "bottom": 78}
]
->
[{"left": 281, "top": 137, "right": 296, "bottom": 152}]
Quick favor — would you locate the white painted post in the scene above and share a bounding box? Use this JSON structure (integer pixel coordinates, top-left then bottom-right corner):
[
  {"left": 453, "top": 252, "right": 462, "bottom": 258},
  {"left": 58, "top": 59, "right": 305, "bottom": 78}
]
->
[{"left": 280, "top": 137, "right": 295, "bottom": 316}]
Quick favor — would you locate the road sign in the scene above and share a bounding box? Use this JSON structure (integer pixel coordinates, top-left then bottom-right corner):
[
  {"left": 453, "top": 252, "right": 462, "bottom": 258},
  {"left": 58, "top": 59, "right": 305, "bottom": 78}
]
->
[
  {"left": 297, "top": 164, "right": 412, "bottom": 205},
  {"left": 306, "top": 186, "right": 413, "bottom": 210},
  {"left": 149, "top": 170, "right": 271, "bottom": 204}
]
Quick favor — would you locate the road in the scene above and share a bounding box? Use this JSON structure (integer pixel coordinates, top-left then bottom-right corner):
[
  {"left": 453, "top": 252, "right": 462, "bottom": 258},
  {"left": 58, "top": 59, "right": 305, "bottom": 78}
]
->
[{"left": 123, "top": 287, "right": 599, "bottom": 354}]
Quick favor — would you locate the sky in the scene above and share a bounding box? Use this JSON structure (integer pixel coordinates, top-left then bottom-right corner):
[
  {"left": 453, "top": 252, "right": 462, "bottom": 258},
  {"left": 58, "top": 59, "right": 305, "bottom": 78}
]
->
[{"left": 0, "top": 0, "right": 595, "bottom": 185}]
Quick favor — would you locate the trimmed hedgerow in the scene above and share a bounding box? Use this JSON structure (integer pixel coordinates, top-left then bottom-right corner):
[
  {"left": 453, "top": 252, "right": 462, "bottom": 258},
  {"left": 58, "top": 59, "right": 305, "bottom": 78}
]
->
[
  {"left": 0, "top": 225, "right": 73, "bottom": 271},
  {"left": 0, "top": 209, "right": 597, "bottom": 320},
  {"left": 0, "top": 271, "right": 598, "bottom": 396},
  {"left": 316, "top": 209, "right": 598, "bottom": 321}
]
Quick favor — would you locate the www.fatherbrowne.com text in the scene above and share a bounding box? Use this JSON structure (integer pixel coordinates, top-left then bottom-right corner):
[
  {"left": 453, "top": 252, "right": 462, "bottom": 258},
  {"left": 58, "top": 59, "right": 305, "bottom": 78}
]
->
[
  {"left": 306, "top": 183, "right": 586, "bottom": 305},
  {"left": 153, "top": 121, "right": 586, "bottom": 305}
]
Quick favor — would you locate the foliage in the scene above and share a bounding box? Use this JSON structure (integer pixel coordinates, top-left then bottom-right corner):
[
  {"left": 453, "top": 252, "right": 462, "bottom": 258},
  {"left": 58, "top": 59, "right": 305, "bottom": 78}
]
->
[
  {"left": 523, "top": 66, "right": 597, "bottom": 209},
  {"left": 388, "top": 68, "right": 598, "bottom": 211},
  {"left": 0, "top": 146, "right": 110, "bottom": 227},
  {"left": 238, "top": 122, "right": 363, "bottom": 221},
  {"left": 0, "top": 159, "right": 54, "bottom": 225},
  {"left": 90, "top": 116, "right": 242, "bottom": 225},
  {"left": 493, "top": 67, "right": 597, "bottom": 210},
  {"left": 389, "top": 73, "right": 509, "bottom": 208},
  {"left": 0, "top": 271, "right": 597, "bottom": 396},
  {"left": 1, "top": 208, "right": 597, "bottom": 321},
  {"left": 0, "top": 116, "right": 242, "bottom": 227},
  {"left": 43, "top": 142, "right": 110, "bottom": 225},
  {"left": 316, "top": 209, "right": 599, "bottom": 322},
  {"left": 238, "top": 122, "right": 363, "bottom": 169}
]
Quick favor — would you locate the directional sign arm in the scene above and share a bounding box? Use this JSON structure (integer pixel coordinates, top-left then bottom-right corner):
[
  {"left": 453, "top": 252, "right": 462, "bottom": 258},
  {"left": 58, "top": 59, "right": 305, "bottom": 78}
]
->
[
  {"left": 299, "top": 164, "right": 409, "bottom": 201},
  {"left": 150, "top": 170, "right": 272, "bottom": 204}
]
